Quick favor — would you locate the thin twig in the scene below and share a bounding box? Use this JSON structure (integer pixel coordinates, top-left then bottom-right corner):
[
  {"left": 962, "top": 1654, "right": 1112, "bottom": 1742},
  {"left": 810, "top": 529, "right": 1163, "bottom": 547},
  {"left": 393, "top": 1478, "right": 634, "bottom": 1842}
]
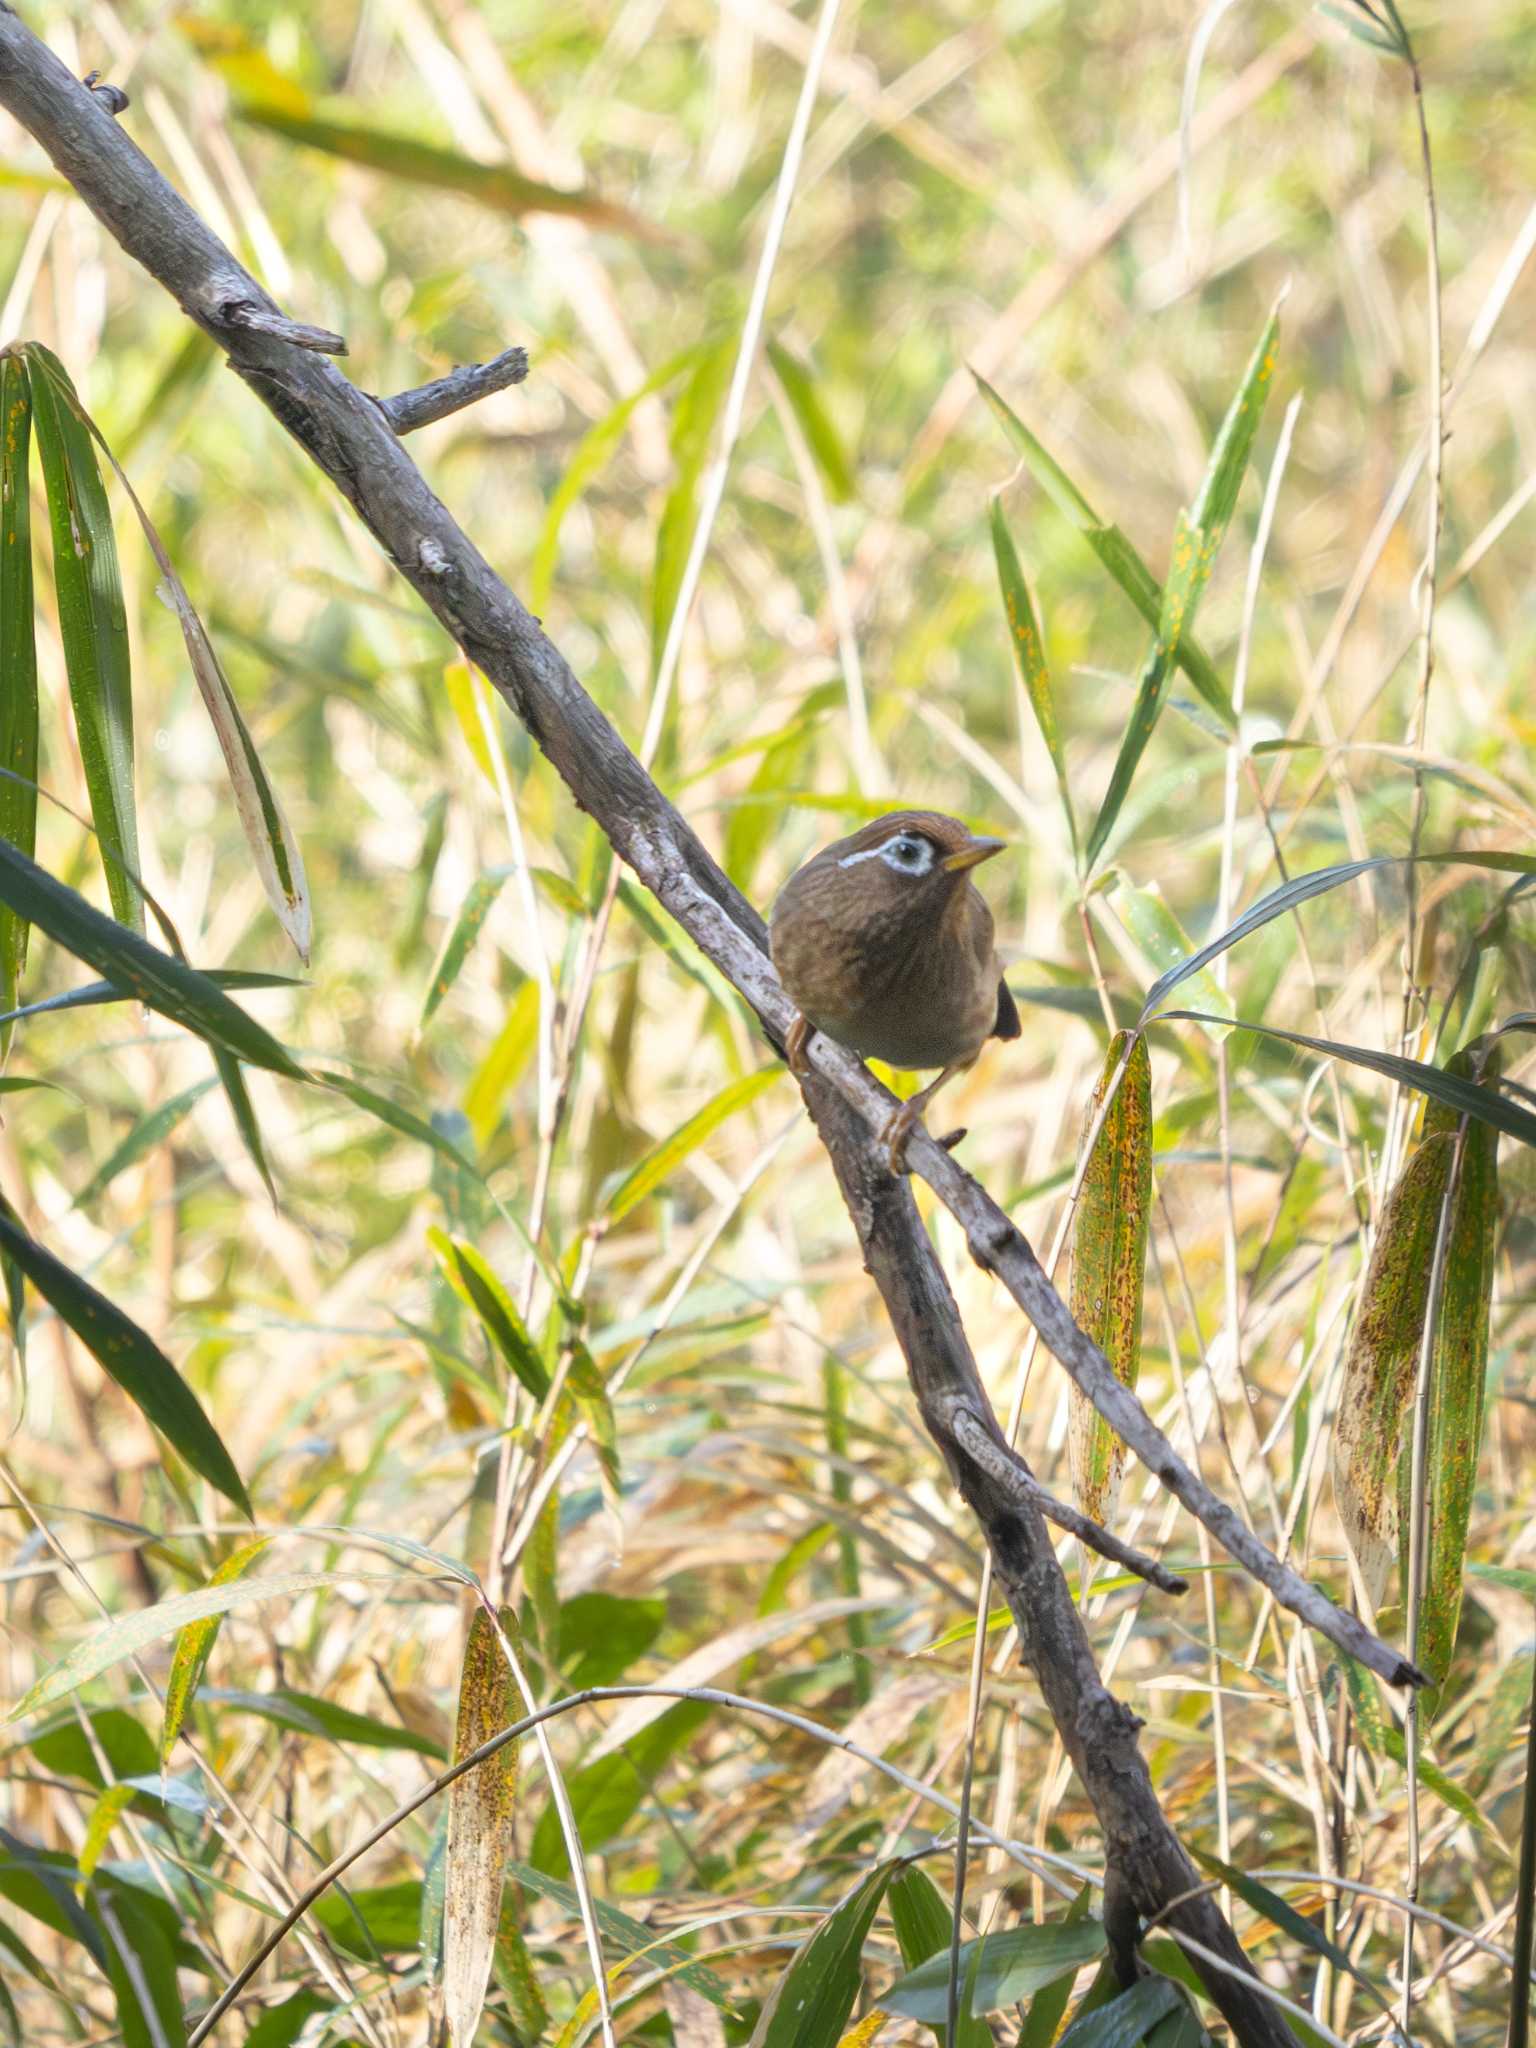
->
[{"left": 372, "top": 344, "right": 529, "bottom": 433}]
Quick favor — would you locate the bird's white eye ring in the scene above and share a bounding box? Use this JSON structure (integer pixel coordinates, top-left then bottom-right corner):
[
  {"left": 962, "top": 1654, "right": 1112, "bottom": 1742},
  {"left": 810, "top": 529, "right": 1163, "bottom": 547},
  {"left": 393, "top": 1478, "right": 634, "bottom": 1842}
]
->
[{"left": 882, "top": 834, "right": 931, "bottom": 873}]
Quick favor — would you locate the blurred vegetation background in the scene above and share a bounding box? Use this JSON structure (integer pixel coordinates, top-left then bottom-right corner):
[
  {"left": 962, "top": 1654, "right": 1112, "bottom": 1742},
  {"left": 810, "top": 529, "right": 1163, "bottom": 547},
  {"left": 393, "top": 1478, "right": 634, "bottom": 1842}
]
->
[{"left": 2, "top": 0, "right": 1535, "bottom": 2041}]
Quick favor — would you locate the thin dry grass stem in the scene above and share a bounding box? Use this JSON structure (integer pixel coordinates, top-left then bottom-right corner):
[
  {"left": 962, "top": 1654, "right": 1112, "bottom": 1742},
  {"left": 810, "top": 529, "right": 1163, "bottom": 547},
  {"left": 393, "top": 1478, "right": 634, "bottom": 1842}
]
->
[
  {"left": 638, "top": 0, "right": 845, "bottom": 769},
  {"left": 766, "top": 366, "right": 878, "bottom": 793}
]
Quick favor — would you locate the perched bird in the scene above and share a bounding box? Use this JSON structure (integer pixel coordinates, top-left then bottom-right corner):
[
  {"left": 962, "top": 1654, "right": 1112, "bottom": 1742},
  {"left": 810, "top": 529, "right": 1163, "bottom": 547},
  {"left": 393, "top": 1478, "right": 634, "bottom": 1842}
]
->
[{"left": 769, "top": 810, "right": 1020, "bottom": 1171}]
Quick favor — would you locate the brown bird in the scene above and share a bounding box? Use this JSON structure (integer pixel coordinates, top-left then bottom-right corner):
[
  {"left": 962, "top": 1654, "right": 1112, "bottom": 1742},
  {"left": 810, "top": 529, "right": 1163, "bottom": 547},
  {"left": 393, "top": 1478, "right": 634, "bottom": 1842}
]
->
[{"left": 769, "top": 810, "right": 1020, "bottom": 1171}]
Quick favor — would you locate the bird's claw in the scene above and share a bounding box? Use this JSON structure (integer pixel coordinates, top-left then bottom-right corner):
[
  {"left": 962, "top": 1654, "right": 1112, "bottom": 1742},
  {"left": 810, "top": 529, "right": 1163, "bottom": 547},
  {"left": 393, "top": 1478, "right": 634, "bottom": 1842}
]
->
[
  {"left": 880, "top": 1102, "right": 919, "bottom": 1176},
  {"left": 785, "top": 1012, "right": 814, "bottom": 1080}
]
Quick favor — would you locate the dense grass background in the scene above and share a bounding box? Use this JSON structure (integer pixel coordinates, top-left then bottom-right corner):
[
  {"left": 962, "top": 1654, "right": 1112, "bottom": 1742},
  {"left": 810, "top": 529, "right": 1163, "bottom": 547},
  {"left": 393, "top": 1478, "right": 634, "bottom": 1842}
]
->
[{"left": 2, "top": 0, "right": 1535, "bottom": 2040}]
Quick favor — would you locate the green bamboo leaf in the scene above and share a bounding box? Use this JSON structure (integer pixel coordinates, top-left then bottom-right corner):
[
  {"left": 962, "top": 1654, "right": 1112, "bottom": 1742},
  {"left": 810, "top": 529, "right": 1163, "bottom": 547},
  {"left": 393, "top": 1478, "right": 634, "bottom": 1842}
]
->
[
  {"left": 428, "top": 1229, "right": 550, "bottom": 1399},
  {"left": 0, "top": 1199, "right": 251, "bottom": 1520},
  {"left": 991, "top": 499, "right": 1075, "bottom": 851},
  {"left": 1069, "top": 1032, "right": 1152, "bottom": 1527},
  {"left": 508, "top": 1862, "right": 733, "bottom": 2009},
  {"left": 1141, "top": 850, "right": 1536, "bottom": 1020},
  {"left": 885, "top": 1920, "right": 1108, "bottom": 2022},
  {"left": 74, "top": 1077, "right": 217, "bottom": 1212},
  {"left": 567, "top": 1341, "right": 622, "bottom": 1524},
  {"left": 0, "top": 353, "right": 38, "bottom": 1032},
  {"left": 1086, "top": 301, "right": 1281, "bottom": 866},
  {"left": 463, "top": 977, "right": 540, "bottom": 1145},
  {"left": 421, "top": 869, "right": 509, "bottom": 1028},
  {"left": 96, "top": 1881, "right": 188, "bottom": 2048},
  {"left": 312, "top": 1879, "right": 423, "bottom": 1959},
  {"left": 318, "top": 1071, "right": 478, "bottom": 1173},
  {"left": 11, "top": 1571, "right": 393, "bottom": 1721},
  {"left": 22, "top": 345, "right": 141, "bottom": 931},
  {"left": 198, "top": 1686, "right": 446, "bottom": 1755},
  {"left": 1115, "top": 881, "right": 1233, "bottom": 1040},
  {"left": 755, "top": 1860, "right": 899, "bottom": 2048},
  {"left": 1019, "top": 1887, "right": 1099, "bottom": 2048},
  {"left": 243, "top": 1991, "right": 331, "bottom": 2048},
  {"left": 237, "top": 103, "right": 662, "bottom": 242},
  {"left": 1331, "top": 1134, "right": 1450, "bottom": 1603},
  {"left": 974, "top": 375, "right": 1232, "bottom": 726},
  {"left": 1058, "top": 1977, "right": 1180, "bottom": 2048},
  {"left": 1410, "top": 1048, "right": 1501, "bottom": 1700},
  {"left": 159, "top": 1538, "right": 271, "bottom": 1767},
  {"left": 528, "top": 1699, "right": 706, "bottom": 1879},
  {"left": 652, "top": 338, "right": 734, "bottom": 678},
  {"left": 1188, "top": 1848, "right": 1390, "bottom": 2014},
  {"left": 887, "top": 1866, "right": 993, "bottom": 2048},
  {"left": 0, "top": 834, "right": 305, "bottom": 1077},
  {"left": 767, "top": 339, "right": 856, "bottom": 503},
  {"left": 606, "top": 1068, "right": 781, "bottom": 1223},
  {"left": 530, "top": 347, "right": 701, "bottom": 613},
  {"left": 211, "top": 1046, "right": 276, "bottom": 1202},
  {"left": 444, "top": 1605, "right": 521, "bottom": 2048},
  {"left": 1160, "top": 1012, "right": 1536, "bottom": 1150},
  {"left": 0, "top": 968, "right": 299, "bottom": 1031}
]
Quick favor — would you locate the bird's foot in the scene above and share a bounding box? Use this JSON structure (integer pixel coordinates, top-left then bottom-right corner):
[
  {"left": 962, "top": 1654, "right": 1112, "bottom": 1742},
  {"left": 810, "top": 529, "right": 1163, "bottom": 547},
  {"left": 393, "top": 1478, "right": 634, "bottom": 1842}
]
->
[{"left": 785, "top": 1011, "right": 813, "bottom": 1079}]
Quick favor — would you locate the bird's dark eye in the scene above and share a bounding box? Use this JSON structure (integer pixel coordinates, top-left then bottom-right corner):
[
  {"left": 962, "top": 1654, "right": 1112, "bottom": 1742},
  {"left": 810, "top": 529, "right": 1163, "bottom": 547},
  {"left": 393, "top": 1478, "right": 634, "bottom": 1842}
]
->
[
  {"left": 892, "top": 838, "right": 919, "bottom": 863},
  {"left": 883, "top": 834, "right": 931, "bottom": 873}
]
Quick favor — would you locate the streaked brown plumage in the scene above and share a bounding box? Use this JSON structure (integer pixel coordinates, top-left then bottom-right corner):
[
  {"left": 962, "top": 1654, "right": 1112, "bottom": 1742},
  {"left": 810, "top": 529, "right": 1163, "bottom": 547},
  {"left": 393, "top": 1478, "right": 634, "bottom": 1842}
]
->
[{"left": 769, "top": 810, "right": 1020, "bottom": 1170}]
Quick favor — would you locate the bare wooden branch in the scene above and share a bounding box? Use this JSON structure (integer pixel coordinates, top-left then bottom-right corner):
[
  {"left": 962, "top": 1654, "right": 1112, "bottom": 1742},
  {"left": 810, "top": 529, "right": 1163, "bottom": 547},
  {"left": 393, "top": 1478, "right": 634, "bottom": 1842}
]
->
[
  {"left": 947, "top": 1402, "right": 1188, "bottom": 1595},
  {"left": 372, "top": 345, "right": 529, "bottom": 434},
  {"left": 213, "top": 300, "right": 348, "bottom": 354}
]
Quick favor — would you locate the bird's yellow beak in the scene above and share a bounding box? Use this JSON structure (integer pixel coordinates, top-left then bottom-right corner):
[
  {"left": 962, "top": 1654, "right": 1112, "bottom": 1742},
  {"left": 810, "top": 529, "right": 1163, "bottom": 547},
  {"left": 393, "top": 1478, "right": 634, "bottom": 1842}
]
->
[{"left": 942, "top": 835, "right": 1007, "bottom": 874}]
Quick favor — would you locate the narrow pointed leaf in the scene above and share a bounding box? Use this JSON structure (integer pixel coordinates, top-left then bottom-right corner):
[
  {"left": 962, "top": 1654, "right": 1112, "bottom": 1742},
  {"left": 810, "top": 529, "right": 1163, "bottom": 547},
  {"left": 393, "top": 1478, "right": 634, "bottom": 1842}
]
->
[
  {"left": 23, "top": 345, "right": 141, "bottom": 931},
  {"left": 991, "top": 499, "right": 1074, "bottom": 849},
  {"left": 885, "top": 1920, "right": 1107, "bottom": 2022},
  {"left": 1070, "top": 1032, "right": 1152, "bottom": 1526},
  {"left": 1160, "top": 1012, "right": 1536, "bottom": 1150},
  {"left": 1188, "top": 1848, "right": 1391, "bottom": 2013},
  {"left": 76, "top": 1785, "right": 135, "bottom": 1886},
  {"left": 606, "top": 1067, "right": 781, "bottom": 1223},
  {"left": 887, "top": 1866, "right": 993, "bottom": 2048},
  {"left": 0, "top": 834, "right": 304, "bottom": 1076},
  {"left": 159, "top": 1538, "right": 271, "bottom": 1767},
  {"left": 1058, "top": 1976, "right": 1180, "bottom": 2048},
  {"left": 11, "top": 1571, "right": 378, "bottom": 1721},
  {"left": 0, "top": 1199, "right": 251, "bottom": 1520},
  {"left": 421, "top": 869, "right": 509, "bottom": 1027},
  {"left": 212, "top": 1047, "right": 276, "bottom": 1201},
  {"left": 0, "top": 968, "right": 299, "bottom": 1030},
  {"left": 653, "top": 339, "right": 734, "bottom": 678},
  {"left": 199, "top": 1685, "right": 446, "bottom": 1755},
  {"left": 508, "top": 1862, "right": 733, "bottom": 2008},
  {"left": 1411, "top": 1048, "right": 1501, "bottom": 1698},
  {"left": 1086, "top": 303, "right": 1281, "bottom": 866},
  {"left": 1331, "top": 1134, "right": 1449, "bottom": 1602},
  {"left": 1141, "top": 851, "right": 1536, "bottom": 1020},
  {"left": 429, "top": 1229, "right": 550, "bottom": 1399},
  {"left": 0, "top": 353, "right": 38, "bottom": 1029},
  {"left": 767, "top": 339, "right": 856, "bottom": 503},
  {"left": 974, "top": 375, "right": 1231, "bottom": 724},
  {"left": 444, "top": 1605, "right": 521, "bottom": 2048},
  {"left": 753, "top": 1860, "right": 898, "bottom": 2048},
  {"left": 1116, "top": 883, "right": 1232, "bottom": 1039},
  {"left": 96, "top": 1883, "right": 188, "bottom": 2048},
  {"left": 74, "top": 1076, "right": 217, "bottom": 1211}
]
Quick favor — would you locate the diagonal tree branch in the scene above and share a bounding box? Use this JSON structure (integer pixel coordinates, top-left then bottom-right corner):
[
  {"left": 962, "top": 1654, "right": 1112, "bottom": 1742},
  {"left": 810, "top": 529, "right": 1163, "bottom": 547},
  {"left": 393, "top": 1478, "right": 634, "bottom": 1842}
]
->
[{"left": 0, "top": 12, "right": 1402, "bottom": 2037}]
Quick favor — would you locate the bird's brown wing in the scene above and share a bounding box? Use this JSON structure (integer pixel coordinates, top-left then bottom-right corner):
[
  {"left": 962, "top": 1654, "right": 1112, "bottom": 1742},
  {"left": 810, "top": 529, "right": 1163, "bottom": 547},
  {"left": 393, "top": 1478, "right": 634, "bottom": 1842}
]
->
[{"left": 993, "top": 977, "right": 1022, "bottom": 1041}]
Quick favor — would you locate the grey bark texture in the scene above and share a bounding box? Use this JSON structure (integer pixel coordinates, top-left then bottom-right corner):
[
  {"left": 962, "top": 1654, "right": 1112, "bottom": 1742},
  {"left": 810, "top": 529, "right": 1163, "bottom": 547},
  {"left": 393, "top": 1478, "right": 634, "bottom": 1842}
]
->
[{"left": 0, "top": 9, "right": 1392, "bottom": 2040}]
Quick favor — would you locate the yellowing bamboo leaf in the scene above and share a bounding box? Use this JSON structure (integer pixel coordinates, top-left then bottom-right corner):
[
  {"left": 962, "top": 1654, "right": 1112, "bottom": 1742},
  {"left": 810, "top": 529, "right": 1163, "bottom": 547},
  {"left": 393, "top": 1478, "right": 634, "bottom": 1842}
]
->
[
  {"left": 606, "top": 1067, "right": 781, "bottom": 1223},
  {"left": 443, "top": 1605, "right": 520, "bottom": 2048},
  {"left": 1069, "top": 1032, "right": 1152, "bottom": 1527},
  {"left": 160, "top": 1538, "right": 271, "bottom": 1767}
]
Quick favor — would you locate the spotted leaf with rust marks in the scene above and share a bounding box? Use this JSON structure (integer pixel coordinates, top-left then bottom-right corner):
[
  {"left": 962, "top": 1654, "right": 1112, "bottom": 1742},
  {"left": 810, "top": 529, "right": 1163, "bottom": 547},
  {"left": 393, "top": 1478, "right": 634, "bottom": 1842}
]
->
[
  {"left": 443, "top": 1604, "right": 523, "bottom": 2046},
  {"left": 1069, "top": 1031, "right": 1152, "bottom": 1529}
]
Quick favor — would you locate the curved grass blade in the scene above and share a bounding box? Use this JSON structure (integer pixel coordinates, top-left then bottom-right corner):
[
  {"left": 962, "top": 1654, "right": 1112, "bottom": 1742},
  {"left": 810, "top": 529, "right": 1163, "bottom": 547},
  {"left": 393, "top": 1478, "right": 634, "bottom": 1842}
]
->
[
  {"left": 991, "top": 498, "right": 1075, "bottom": 853},
  {"left": 605, "top": 1067, "right": 781, "bottom": 1223},
  {"left": 0, "top": 352, "right": 38, "bottom": 1031},
  {"left": 11, "top": 1571, "right": 394, "bottom": 1721},
  {"left": 238, "top": 102, "right": 661, "bottom": 241},
  {"left": 429, "top": 1229, "right": 550, "bottom": 1400},
  {"left": 197, "top": 1686, "right": 445, "bottom": 1756},
  {"left": 885, "top": 1921, "right": 1108, "bottom": 2022},
  {"left": 0, "top": 968, "right": 299, "bottom": 1031},
  {"left": 421, "top": 869, "right": 510, "bottom": 1028},
  {"left": 159, "top": 1537, "right": 271, "bottom": 1768},
  {"left": 1069, "top": 1032, "right": 1151, "bottom": 1528},
  {"left": 1188, "top": 1847, "right": 1392, "bottom": 2016},
  {"left": 1159, "top": 1012, "right": 1536, "bottom": 1150},
  {"left": 1331, "top": 1133, "right": 1450, "bottom": 1602},
  {"left": 212, "top": 1047, "right": 276, "bottom": 1202},
  {"left": 653, "top": 338, "right": 734, "bottom": 680},
  {"left": 0, "top": 1198, "right": 251, "bottom": 1520},
  {"left": 1140, "top": 850, "right": 1536, "bottom": 1021},
  {"left": 1086, "top": 301, "right": 1281, "bottom": 868},
  {"left": 73, "top": 1075, "right": 217, "bottom": 1211},
  {"left": 23, "top": 345, "right": 141, "bottom": 931},
  {"left": 755, "top": 1860, "right": 898, "bottom": 2048},
  {"left": 1412, "top": 1049, "right": 1501, "bottom": 1699},
  {"left": 509, "top": 1862, "right": 733, "bottom": 2010},
  {"left": 975, "top": 374, "right": 1232, "bottom": 727},
  {"left": 444, "top": 1606, "right": 521, "bottom": 2048},
  {"left": 766, "top": 339, "right": 856, "bottom": 504},
  {"left": 0, "top": 834, "right": 304, "bottom": 1077}
]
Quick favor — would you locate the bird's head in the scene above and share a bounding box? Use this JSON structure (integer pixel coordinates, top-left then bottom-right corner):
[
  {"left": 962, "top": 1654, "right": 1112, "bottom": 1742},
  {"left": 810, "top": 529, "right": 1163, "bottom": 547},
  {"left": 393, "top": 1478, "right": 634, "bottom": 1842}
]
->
[{"left": 808, "top": 810, "right": 1007, "bottom": 926}]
